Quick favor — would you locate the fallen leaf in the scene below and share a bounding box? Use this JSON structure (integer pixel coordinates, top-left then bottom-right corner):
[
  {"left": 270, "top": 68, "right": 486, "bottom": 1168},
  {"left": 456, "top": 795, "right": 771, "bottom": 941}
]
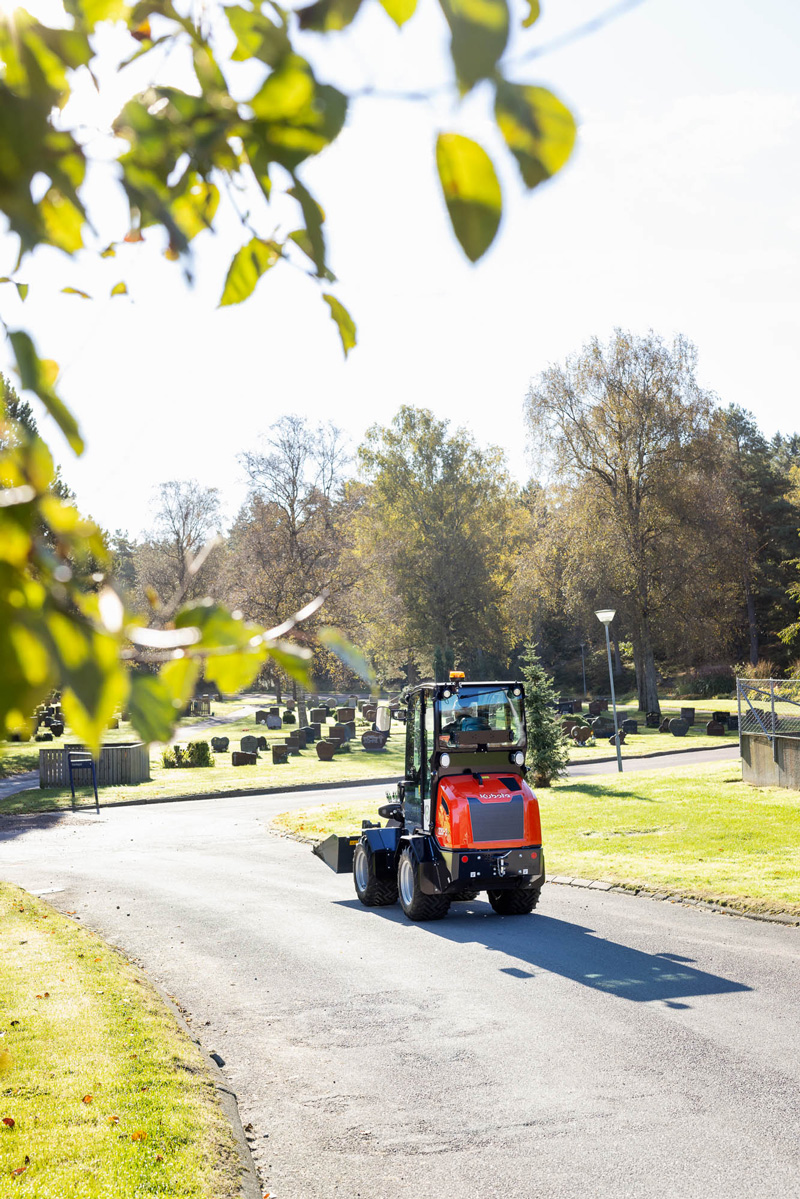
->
[
  {"left": 131, "top": 1129, "right": 147, "bottom": 1142},
  {"left": 43, "top": 993, "right": 49, "bottom": 999},
  {"left": 9, "top": 1022, "right": 18, "bottom": 1027},
  {"left": 156, "top": 1154, "right": 163, "bottom": 1162},
  {"left": 12, "top": 1165, "right": 26, "bottom": 1176},
  {"left": 0, "top": 1049, "right": 13, "bottom": 1073},
  {"left": 2, "top": 1117, "right": 15, "bottom": 1127},
  {"left": 108, "top": 1115, "right": 119, "bottom": 1125},
  {"left": 82, "top": 1095, "right": 92, "bottom": 1104}
]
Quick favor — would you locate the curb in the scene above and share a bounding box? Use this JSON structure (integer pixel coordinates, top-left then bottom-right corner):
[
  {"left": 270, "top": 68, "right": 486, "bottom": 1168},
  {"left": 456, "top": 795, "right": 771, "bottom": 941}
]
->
[
  {"left": 548, "top": 875, "right": 800, "bottom": 927},
  {"left": 157, "top": 990, "right": 262, "bottom": 1199},
  {"left": 574, "top": 742, "right": 738, "bottom": 767}
]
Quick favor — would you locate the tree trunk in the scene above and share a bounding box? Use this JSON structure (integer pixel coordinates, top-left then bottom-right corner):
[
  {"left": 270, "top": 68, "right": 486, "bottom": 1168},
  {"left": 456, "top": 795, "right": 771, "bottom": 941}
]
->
[
  {"left": 275, "top": 673, "right": 283, "bottom": 705},
  {"left": 744, "top": 576, "right": 759, "bottom": 666},
  {"left": 634, "top": 615, "right": 660, "bottom": 714}
]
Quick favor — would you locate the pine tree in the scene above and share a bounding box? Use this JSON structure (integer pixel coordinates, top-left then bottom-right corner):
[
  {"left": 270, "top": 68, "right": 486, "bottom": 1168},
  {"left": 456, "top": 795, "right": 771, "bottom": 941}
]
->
[{"left": 520, "top": 641, "right": 570, "bottom": 787}]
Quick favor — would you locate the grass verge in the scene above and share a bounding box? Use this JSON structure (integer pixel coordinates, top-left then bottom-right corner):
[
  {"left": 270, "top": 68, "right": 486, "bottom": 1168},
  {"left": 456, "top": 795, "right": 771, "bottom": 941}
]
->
[
  {"left": 0, "top": 882, "right": 241, "bottom": 1197},
  {"left": 272, "top": 761, "right": 800, "bottom": 917}
]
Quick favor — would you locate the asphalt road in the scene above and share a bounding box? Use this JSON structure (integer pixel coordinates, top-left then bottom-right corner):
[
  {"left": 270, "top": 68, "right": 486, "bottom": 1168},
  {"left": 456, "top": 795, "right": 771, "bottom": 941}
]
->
[{"left": 2, "top": 779, "right": 798, "bottom": 1199}]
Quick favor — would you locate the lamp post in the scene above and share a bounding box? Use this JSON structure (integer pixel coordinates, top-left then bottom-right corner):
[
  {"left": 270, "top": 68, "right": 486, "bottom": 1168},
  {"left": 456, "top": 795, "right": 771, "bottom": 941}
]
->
[
  {"left": 579, "top": 641, "right": 587, "bottom": 698},
  {"left": 595, "top": 609, "right": 623, "bottom": 773}
]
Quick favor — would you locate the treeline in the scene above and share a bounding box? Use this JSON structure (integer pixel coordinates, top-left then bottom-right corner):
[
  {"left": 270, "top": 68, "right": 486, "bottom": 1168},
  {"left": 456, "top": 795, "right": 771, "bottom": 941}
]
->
[{"left": 98, "top": 332, "right": 800, "bottom": 711}]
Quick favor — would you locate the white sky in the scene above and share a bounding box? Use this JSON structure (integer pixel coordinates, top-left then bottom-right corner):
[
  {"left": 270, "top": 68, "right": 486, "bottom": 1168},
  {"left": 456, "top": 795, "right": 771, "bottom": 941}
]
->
[{"left": 2, "top": 0, "right": 799, "bottom": 536}]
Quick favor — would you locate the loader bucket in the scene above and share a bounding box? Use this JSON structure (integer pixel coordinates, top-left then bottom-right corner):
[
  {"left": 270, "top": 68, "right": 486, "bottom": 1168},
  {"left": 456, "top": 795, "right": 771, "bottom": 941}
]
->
[{"left": 312, "top": 833, "right": 360, "bottom": 874}]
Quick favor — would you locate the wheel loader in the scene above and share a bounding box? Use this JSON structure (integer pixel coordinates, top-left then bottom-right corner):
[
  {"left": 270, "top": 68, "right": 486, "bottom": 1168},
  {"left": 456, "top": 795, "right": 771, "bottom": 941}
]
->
[{"left": 313, "top": 673, "right": 544, "bottom": 921}]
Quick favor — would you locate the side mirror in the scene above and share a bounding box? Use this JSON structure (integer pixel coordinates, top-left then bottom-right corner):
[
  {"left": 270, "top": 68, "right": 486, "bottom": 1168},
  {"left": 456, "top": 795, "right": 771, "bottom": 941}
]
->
[
  {"left": 375, "top": 704, "right": 391, "bottom": 733},
  {"left": 378, "top": 803, "right": 403, "bottom": 822}
]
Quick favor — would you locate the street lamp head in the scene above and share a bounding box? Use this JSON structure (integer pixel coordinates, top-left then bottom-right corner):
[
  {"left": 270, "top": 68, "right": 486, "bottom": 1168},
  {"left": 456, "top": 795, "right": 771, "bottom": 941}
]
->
[{"left": 595, "top": 608, "right": 616, "bottom": 625}]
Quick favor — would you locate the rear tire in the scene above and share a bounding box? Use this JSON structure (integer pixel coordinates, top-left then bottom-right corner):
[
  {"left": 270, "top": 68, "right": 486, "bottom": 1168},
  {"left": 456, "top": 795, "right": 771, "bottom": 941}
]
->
[
  {"left": 450, "top": 890, "right": 480, "bottom": 902},
  {"left": 353, "top": 842, "right": 398, "bottom": 907},
  {"left": 397, "top": 849, "right": 450, "bottom": 921},
  {"left": 487, "top": 888, "right": 540, "bottom": 915}
]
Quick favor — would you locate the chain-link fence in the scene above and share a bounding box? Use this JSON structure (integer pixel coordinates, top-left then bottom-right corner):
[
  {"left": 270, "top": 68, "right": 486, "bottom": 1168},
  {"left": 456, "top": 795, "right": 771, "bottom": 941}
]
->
[{"left": 737, "top": 678, "right": 800, "bottom": 741}]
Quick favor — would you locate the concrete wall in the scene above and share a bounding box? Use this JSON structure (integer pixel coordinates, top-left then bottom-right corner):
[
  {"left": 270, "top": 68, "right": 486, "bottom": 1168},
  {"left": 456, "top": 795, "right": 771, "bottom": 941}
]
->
[{"left": 741, "top": 733, "right": 800, "bottom": 789}]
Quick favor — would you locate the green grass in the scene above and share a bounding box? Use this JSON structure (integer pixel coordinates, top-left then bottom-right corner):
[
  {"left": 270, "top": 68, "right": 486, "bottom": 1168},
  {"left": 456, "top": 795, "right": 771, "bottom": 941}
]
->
[
  {"left": 272, "top": 761, "right": 800, "bottom": 916},
  {"left": 0, "top": 882, "right": 240, "bottom": 1197}
]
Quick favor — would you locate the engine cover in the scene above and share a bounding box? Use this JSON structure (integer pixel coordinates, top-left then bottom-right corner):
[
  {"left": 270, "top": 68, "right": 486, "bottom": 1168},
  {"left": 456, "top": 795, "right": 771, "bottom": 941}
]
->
[{"left": 434, "top": 773, "right": 542, "bottom": 850}]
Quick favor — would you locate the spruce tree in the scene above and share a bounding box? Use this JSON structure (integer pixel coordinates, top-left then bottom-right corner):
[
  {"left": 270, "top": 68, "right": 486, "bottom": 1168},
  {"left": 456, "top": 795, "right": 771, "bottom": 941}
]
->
[{"left": 520, "top": 642, "right": 570, "bottom": 787}]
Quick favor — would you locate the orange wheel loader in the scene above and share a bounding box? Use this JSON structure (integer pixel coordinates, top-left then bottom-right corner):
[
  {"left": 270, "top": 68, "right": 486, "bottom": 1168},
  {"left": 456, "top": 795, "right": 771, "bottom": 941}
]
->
[{"left": 313, "top": 674, "right": 544, "bottom": 921}]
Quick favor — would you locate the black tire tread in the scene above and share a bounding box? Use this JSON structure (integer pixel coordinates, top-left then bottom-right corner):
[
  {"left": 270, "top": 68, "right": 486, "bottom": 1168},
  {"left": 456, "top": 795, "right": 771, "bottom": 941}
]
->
[
  {"left": 487, "top": 888, "right": 541, "bottom": 915},
  {"left": 354, "top": 845, "right": 398, "bottom": 907},
  {"left": 398, "top": 849, "right": 450, "bottom": 921}
]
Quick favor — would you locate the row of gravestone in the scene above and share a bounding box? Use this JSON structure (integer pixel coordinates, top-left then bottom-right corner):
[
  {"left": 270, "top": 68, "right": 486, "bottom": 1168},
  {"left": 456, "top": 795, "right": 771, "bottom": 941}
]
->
[
  {"left": 210, "top": 718, "right": 390, "bottom": 767},
  {"left": 564, "top": 710, "right": 738, "bottom": 745}
]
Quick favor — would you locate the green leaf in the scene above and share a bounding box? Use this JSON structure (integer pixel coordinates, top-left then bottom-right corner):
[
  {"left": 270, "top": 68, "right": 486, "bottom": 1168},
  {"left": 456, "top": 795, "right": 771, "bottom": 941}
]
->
[
  {"left": 250, "top": 56, "right": 316, "bottom": 121},
  {"left": 378, "top": 0, "right": 418, "bottom": 25},
  {"left": 317, "top": 627, "right": 375, "bottom": 686},
  {"left": 288, "top": 177, "right": 326, "bottom": 276},
  {"left": 62, "top": 286, "right": 92, "bottom": 299},
  {"left": 322, "top": 294, "right": 356, "bottom": 357},
  {"left": 435, "top": 133, "right": 502, "bottom": 262},
  {"left": 39, "top": 189, "right": 84, "bottom": 253},
  {"left": 226, "top": 5, "right": 290, "bottom": 66},
  {"left": 266, "top": 642, "right": 312, "bottom": 686},
  {"left": 128, "top": 673, "right": 176, "bottom": 743},
  {"left": 438, "top": 0, "right": 509, "bottom": 91},
  {"left": 159, "top": 656, "right": 200, "bottom": 708},
  {"left": 219, "top": 238, "right": 280, "bottom": 307},
  {"left": 9, "top": 330, "right": 84, "bottom": 455},
  {"left": 0, "top": 277, "right": 28, "bottom": 302},
  {"left": 494, "top": 82, "right": 576, "bottom": 189},
  {"left": 522, "top": 0, "right": 540, "bottom": 26},
  {"left": 110, "top": 281, "right": 128, "bottom": 297},
  {"left": 169, "top": 177, "right": 219, "bottom": 241},
  {"left": 203, "top": 649, "right": 265, "bottom": 695},
  {"left": 297, "top": 0, "right": 362, "bottom": 32},
  {"left": 55, "top": 625, "right": 129, "bottom": 752}
]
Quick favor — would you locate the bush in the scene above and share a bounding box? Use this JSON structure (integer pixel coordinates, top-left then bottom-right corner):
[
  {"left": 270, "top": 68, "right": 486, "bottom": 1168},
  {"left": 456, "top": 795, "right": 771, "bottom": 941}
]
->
[
  {"left": 675, "top": 665, "right": 735, "bottom": 698},
  {"left": 161, "top": 742, "right": 215, "bottom": 769},
  {"left": 521, "top": 642, "right": 570, "bottom": 787}
]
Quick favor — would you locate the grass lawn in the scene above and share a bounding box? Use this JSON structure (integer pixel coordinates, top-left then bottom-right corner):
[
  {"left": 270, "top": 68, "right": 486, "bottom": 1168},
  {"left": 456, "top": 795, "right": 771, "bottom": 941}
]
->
[
  {"left": 272, "top": 761, "right": 800, "bottom": 916},
  {"left": 0, "top": 882, "right": 240, "bottom": 1197}
]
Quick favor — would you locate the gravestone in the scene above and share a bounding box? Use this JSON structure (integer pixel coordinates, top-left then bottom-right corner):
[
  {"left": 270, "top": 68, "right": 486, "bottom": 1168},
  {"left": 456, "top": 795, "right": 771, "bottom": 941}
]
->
[
  {"left": 294, "top": 729, "right": 308, "bottom": 749},
  {"left": 257, "top": 736, "right": 267, "bottom": 750},
  {"left": 706, "top": 720, "right": 726, "bottom": 736},
  {"left": 727, "top": 714, "right": 739, "bottom": 732},
  {"left": 285, "top": 735, "right": 301, "bottom": 756},
  {"left": 282, "top": 711, "right": 296, "bottom": 725},
  {"left": 266, "top": 714, "right": 282, "bottom": 730},
  {"left": 562, "top": 718, "right": 579, "bottom": 736},
  {"left": 272, "top": 744, "right": 289, "bottom": 765},
  {"left": 588, "top": 700, "right": 602, "bottom": 716},
  {"left": 573, "top": 726, "right": 593, "bottom": 745},
  {"left": 297, "top": 700, "right": 308, "bottom": 728},
  {"left": 659, "top": 717, "right": 671, "bottom": 733},
  {"left": 269, "top": 707, "right": 280, "bottom": 717},
  {"left": 316, "top": 740, "right": 337, "bottom": 761},
  {"left": 329, "top": 724, "right": 347, "bottom": 745},
  {"left": 311, "top": 722, "right": 322, "bottom": 740},
  {"left": 310, "top": 708, "right": 328, "bottom": 725},
  {"left": 591, "top": 718, "right": 615, "bottom": 737},
  {"left": 680, "top": 707, "right": 696, "bottom": 725},
  {"left": 669, "top": 718, "right": 689, "bottom": 737},
  {"left": 337, "top": 707, "right": 356, "bottom": 724},
  {"left": 35, "top": 731, "right": 53, "bottom": 742},
  {"left": 211, "top": 737, "right": 229, "bottom": 752},
  {"left": 362, "top": 704, "right": 377, "bottom": 723},
  {"left": 622, "top": 718, "right": 638, "bottom": 735},
  {"left": 599, "top": 699, "right": 609, "bottom": 711},
  {"left": 712, "top": 710, "right": 729, "bottom": 724},
  {"left": 300, "top": 725, "right": 316, "bottom": 743},
  {"left": 285, "top": 698, "right": 296, "bottom": 711},
  {"left": 609, "top": 731, "right": 626, "bottom": 745},
  {"left": 572, "top": 700, "right": 583, "bottom": 712},
  {"left": 50, "top": 722, "right": 64, "bottom": 737},
  {"left": 240, "top": 735, "right": 259, "bottom": 754},
  {"left": 255, "top": 711, "right": 269, "bottom": 725},
  {"left": 232, "top": 751, "right": 257, "bottom": 766},
  {"left": 345, "top": 721, "right": 357, "bottom": 740},
  {"left": 362, "top": 730, "right": 388, "bottom": 751},
  {"left": 645, "top": 712, "right": 660, "bottom": 728}
]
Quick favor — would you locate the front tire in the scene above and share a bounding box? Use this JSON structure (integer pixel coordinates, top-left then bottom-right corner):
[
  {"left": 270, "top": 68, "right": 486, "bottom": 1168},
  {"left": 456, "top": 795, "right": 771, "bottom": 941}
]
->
[
  {"left": 397, "top": 849, "right": 450, "bottom": 921},
  {"left": 487, "top": 888, "right": 540, "bottom": 915},
  {"left": 353, "top": 842, "right": 398, "bottom": 907}
]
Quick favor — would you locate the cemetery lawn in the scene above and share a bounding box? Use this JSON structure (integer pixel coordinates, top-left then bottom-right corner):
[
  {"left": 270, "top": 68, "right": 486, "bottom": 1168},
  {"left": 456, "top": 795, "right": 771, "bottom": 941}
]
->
[
  {"left": 0, "top": 882, "right": 240, "bottom": 1197},
  {"left": 272, "top": 761, "right": 800, "bottom": 916}
]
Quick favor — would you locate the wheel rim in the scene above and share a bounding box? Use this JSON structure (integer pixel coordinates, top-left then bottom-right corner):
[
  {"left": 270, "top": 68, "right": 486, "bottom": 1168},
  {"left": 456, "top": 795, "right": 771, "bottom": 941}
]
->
[
  {"left": 354, "top": 847, "right": 369, "bottom": 891},
  {"left": 399, "top": 856, "right": 415, "bottom": 906}
]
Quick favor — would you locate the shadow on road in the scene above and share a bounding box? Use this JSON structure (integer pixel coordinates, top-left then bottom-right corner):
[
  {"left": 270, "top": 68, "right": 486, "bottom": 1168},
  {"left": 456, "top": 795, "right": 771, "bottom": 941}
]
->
[
  {"left": 335, "top": 899, "right": 751, "bottom": 1006},
  {"left": 0, "top": 807, "right": 81, "bottom": 843}
]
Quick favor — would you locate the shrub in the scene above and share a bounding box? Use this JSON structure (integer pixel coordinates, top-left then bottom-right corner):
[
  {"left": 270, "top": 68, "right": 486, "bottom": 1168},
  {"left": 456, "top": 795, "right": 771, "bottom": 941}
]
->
[
  {"left": 733, "top": 659, "right": 777, "bottom": 680},
  {"left": 161, "top": 742, "right": 214, "bottom": 769},
  {"left": 521, "top": 642, "right": 570, "bottom": 787}
]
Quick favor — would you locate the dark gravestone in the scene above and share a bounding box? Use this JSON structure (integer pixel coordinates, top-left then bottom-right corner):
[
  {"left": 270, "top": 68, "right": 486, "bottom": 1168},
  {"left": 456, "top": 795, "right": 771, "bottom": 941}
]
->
[
  {"left": 232, "top": 751, "right": 257, "bottom": 766},
  {"left": 345, "top": 721, "right": 357, "bottom": 740},
  {"left": 659, "top": 718, "right": 671, "bottom": 733},
  {"left": 680, "top": 707, "right": 696, "bottom": 725},
  {"left": 588, "top": 701, "right": 602, "bottom": 716},
  {"left": 257, "top": 736, "right": 268, "bottom": 750},
  {"left": 622, "top": 718, "right": 638, "bottom": 734},
  {"left": 282, "top": 712, "right": 296, "bottom": 725},
  {"left": 255, "top": 710, "right": 269, "bottom": 725},
  {"left": 645, "top": 712, "right": 660, "bottom": 728},
  {"left": 572, "top": 700, "right": 583, "bottom": 712},
  {"left": 712, "top": 711, "right": 729, "bottom": 724},
  {"left": 272, "top": 744, "right": 289, "bottom": 765},
  {"left": 43, "top": 715, "right": 53, "bottom": 727},
  {"left": 295, "top": 729, "right": 308, "bottom": 749},
  {"left": 330, "top": 724, "right": 347, "bottom": 745},
  {"left": 211, "top": 736, "right": 229, "bottom": 752},
  {"left": 311, "top": 722, "right": 322, "bottom": 741},
  {"left": 285, "top": 736, "right": 301, "bottom": 756},
  {"left": 706, "top": 720, "right": 726, "bottom": 736},
  {"left": 669, "top": 718, "right": 689, "bottom": 737},
  {"left": 310, "top": 708, "right": 328, "bottom": 725},
  {"left": 727, "top": 714, "right": 739, "bottom": 732},
  {"left": 609, "top": 731, "right": 626, "bottom": 745},
  {"left": 269, "top": 707, "right": 280, "bottom": 717},
  {"left": 316, "top": 740, "right": 337, "bottom": 761},
  {"left": 300, "top": 725, "right": 316, "bottom": 743},
  {"left": 362, "top": 704, "right": 377, "bottom": 723},
  {"left": 362, "top": 730, "right": 388, "bottom": 751},
  {"left": 50, "top": 722, "right": 64, "bottom": 737},
  {"left": 562, "top": 718, "right": 579, "bottom": 736},
  {"left": 599, "top": 700, "right": 609, "bottom": 712},
  {"left": 240, "top": 735, "right": 259, "bottom": 754},
  {"left": 284, "top": 698, "right": 296, "bottom": 711},
  {"left": 591, "top": 718, "right": 615, "bottom": 737},
  {"left": 266, "top": 714, "right": 282, "bottom": 730},
  {"left": 337, "top": 707, "right": 356, "bottom": 724}
]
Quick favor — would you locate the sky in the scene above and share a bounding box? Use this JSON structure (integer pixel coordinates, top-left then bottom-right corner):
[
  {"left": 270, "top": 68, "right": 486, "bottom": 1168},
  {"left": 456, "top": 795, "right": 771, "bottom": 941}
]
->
[{"left": 2, "top": 0, "right": 799, "bottom": 536}]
